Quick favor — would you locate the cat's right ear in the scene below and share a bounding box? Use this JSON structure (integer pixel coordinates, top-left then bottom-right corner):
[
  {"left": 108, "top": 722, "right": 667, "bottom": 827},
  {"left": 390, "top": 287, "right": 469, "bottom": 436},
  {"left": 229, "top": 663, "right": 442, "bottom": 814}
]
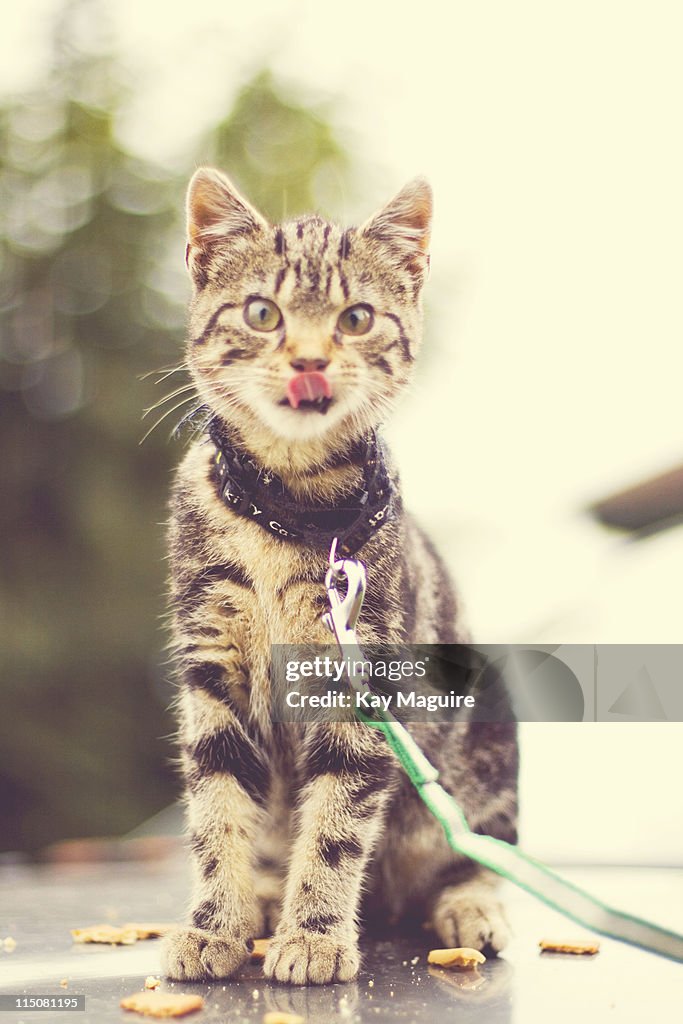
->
[
  {"left": 359, "top": 177, "right": 433, "bottom": 283},
  {"left": 185, "top": 168, "right": 267, "bottom": 281}
]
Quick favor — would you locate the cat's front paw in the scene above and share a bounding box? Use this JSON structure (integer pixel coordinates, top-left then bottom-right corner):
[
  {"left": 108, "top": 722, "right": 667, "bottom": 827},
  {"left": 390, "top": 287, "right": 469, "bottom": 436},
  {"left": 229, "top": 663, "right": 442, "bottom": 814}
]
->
[
  {"left": 431, "top": 888, "right": 510, "bottom": 955},
  {"left": 161, "top": 927, "right": 252, "bottom": 980},
  {"left": 264, "top": 930, "right": 359, "bottom": 985}
]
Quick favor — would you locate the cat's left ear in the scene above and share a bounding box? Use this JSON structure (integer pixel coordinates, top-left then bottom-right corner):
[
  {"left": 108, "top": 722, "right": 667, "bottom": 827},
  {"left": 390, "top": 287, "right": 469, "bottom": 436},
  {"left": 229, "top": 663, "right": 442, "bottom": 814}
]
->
[
  {"left": 185, "top": 168, "right": 268, "bottom": 278},
  {"left": 359, "top": 177, "right": 432, "bottom": 282}
]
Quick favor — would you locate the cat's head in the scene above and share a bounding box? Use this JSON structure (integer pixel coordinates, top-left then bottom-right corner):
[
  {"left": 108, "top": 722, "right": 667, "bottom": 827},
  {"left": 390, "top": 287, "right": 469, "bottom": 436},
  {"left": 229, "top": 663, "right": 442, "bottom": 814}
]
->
[{"left": 184, "top": 168, "right": 431, "bottom": 447}]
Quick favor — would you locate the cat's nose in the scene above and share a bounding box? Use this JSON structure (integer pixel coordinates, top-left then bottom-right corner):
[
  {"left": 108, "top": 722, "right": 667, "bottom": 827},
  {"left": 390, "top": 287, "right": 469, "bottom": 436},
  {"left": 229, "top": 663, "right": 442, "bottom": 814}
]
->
[{"left": 289, "top": 356, "right": 329, "bottom": 372}]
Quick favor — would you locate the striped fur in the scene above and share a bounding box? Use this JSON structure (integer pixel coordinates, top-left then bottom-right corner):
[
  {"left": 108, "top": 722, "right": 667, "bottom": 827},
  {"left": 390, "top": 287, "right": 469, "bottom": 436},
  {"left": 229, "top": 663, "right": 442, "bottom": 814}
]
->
[{"left": 161, "top": 170, "right": 518, "bottom": 985}]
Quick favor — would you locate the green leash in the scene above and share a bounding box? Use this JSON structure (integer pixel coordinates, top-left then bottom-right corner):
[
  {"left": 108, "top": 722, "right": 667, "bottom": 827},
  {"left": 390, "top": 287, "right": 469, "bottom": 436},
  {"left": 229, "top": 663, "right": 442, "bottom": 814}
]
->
[{"left": 322, "top": 542, "right": 683, "bottom": 963}]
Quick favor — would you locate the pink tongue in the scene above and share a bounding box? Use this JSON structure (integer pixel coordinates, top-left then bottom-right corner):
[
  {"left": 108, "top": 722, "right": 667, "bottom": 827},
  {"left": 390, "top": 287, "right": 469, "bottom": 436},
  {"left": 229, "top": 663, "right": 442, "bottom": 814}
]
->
[{"left": 286, "top": 371, "right": 332, "bottom": 409}]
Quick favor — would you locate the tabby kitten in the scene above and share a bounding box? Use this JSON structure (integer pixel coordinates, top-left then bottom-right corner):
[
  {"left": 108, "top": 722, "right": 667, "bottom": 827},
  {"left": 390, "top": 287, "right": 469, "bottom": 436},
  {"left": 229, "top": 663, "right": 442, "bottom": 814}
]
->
[{"left": 161, "top": 169, "right": 518, "bottom": 985}]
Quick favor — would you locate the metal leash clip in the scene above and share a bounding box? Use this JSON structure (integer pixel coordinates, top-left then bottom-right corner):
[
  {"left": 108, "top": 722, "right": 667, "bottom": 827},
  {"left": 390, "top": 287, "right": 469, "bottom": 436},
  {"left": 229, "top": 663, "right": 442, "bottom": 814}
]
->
[
  {"left": 322, "top": 536, "right": 367, "bottom": 649},
  {"left": 321, "top": 537, "right": 376, "bottom": 705}
]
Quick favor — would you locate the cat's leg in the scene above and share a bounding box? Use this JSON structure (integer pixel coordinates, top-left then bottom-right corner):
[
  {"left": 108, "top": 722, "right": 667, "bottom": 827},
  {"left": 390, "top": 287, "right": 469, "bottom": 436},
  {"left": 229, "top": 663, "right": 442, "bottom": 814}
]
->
[
  {"left": 263, "top": 723, "right": 398, "bottom": 985},
  {"left": 370, "top": 815, "right": 511, "bottom": 952},
  {"left": 252, "top": 733, "right": 294, "bottom": 936},
  {"left": 162, "top": 678, "right": 270, "bottom": 981},
  {"left": 428, "top": 866, "right": 511, "bottom": 953}
]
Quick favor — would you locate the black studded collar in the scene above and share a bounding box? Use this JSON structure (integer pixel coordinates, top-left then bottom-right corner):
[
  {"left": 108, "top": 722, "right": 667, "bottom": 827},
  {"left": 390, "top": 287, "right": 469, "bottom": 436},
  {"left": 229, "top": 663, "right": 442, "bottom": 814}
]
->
[{"left": 207, "top": 419, "right": 396, "bottom": 555}]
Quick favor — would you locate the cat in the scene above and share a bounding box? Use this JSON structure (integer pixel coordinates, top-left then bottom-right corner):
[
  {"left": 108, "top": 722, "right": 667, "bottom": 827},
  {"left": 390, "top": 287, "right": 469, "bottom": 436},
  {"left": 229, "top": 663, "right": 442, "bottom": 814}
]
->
[{"left": 161, "top": 168, "right": 518, "bottom": 985}]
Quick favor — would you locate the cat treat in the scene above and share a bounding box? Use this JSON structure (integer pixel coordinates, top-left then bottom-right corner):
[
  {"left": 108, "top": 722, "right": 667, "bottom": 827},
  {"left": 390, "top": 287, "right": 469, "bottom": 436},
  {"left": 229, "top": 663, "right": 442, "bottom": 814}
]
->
[
  {"left": 71, "top": 924, "right": 138, "bottom": 945},
  {"left": 160, "top": 168, "right": 518, "bottom": 985},
  {"left": 71, "top": 922, "right": 172, "bottom": 944},
  {"left": 427, "top": 947, "right": 487, "bottom": 970},
  {"left": 250, "top": 938, "right": 271, "bottom": 961},
  {"left": 539, "top": 939, "right": 600, "bottom": 955},
  {"left": 120, "top": 991, "right": 204, "bottom": 1018}
]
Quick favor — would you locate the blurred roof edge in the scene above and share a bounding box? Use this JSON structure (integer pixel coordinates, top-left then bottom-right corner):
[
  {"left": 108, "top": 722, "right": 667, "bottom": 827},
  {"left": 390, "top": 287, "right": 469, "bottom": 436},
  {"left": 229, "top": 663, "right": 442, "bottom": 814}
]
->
[{"left": 589, "top": 463, "right": 683, "bottom": 537}]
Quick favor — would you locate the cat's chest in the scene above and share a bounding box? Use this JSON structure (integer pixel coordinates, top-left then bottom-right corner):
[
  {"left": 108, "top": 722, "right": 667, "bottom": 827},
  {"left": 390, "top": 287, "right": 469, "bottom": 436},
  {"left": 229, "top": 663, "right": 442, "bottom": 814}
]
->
[
  {"left": 193, "top": 473, "right": 328, "bottom": 645},
  {"left": 222, "top": 526, "right": 325, "bottom": 641}
]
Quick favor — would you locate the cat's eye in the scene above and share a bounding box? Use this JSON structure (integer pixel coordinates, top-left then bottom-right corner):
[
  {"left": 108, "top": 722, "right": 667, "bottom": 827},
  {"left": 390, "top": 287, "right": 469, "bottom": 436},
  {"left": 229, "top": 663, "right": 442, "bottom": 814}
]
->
[
  {"left": 244, "top": 297, "right": 282, "bottom": 332},
  {"left": 338, "top": 304, "right": 374, "bottom": 336}
]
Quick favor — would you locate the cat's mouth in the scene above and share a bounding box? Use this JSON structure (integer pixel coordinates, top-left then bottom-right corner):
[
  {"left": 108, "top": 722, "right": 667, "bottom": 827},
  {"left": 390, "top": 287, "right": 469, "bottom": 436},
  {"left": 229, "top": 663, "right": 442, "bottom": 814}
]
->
[
  {"left": 279, "top": 371, "right": 334, "bottom": 415},
  {"left": 278, "top": 395, "right": 334, "bottom": 414}
]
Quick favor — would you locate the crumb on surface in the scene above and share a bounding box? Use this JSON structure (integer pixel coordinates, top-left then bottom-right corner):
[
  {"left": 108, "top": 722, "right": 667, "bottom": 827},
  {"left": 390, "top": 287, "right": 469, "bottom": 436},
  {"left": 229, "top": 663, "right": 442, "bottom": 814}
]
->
[
  {"left": 2, "top": 937, "right": 17, "bottom": 952},
  {"left": 145, "top": 976, "right": 161, "bottom": 990}
]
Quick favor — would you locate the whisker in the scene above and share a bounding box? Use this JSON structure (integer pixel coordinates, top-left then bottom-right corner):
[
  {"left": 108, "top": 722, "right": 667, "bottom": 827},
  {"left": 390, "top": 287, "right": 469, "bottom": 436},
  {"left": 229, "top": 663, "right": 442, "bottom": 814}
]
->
[
  {"left": 153, "top": 366, "right": 190, "bottom": 386},
  {"left": 139, "top": 394, "right": 200, "bottom": 446},
  {"left": 143, "top": 383, "right": 198, "bottom": 417},
  {"left": 139, "top": 364, "right": 187, "bottom": 383}
]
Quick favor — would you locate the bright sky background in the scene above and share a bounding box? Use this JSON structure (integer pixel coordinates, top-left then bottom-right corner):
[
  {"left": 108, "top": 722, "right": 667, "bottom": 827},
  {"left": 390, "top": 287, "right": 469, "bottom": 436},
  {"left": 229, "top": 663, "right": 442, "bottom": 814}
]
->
[
  {"left": 4, "top": 1, "right": 683, "bottom": 513},
  {"left": 4, "top": 0, "right": 682, "bottom": 862}
]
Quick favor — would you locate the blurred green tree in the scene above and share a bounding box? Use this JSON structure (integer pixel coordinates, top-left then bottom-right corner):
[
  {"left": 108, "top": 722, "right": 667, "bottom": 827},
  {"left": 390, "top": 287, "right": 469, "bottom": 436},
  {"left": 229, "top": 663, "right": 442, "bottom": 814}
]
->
[
  {"left": 205, "top": 69, "right": 349, "bottom": 221},
  {"left": 0, "top": 2, "right": 350, "bottom": 854}
]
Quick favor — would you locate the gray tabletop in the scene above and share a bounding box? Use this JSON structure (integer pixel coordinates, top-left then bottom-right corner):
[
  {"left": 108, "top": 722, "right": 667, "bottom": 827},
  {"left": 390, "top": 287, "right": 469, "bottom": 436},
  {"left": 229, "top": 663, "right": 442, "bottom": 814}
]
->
[{"left": 0, "top": 857, "right": 680, "bottom": 1023}]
